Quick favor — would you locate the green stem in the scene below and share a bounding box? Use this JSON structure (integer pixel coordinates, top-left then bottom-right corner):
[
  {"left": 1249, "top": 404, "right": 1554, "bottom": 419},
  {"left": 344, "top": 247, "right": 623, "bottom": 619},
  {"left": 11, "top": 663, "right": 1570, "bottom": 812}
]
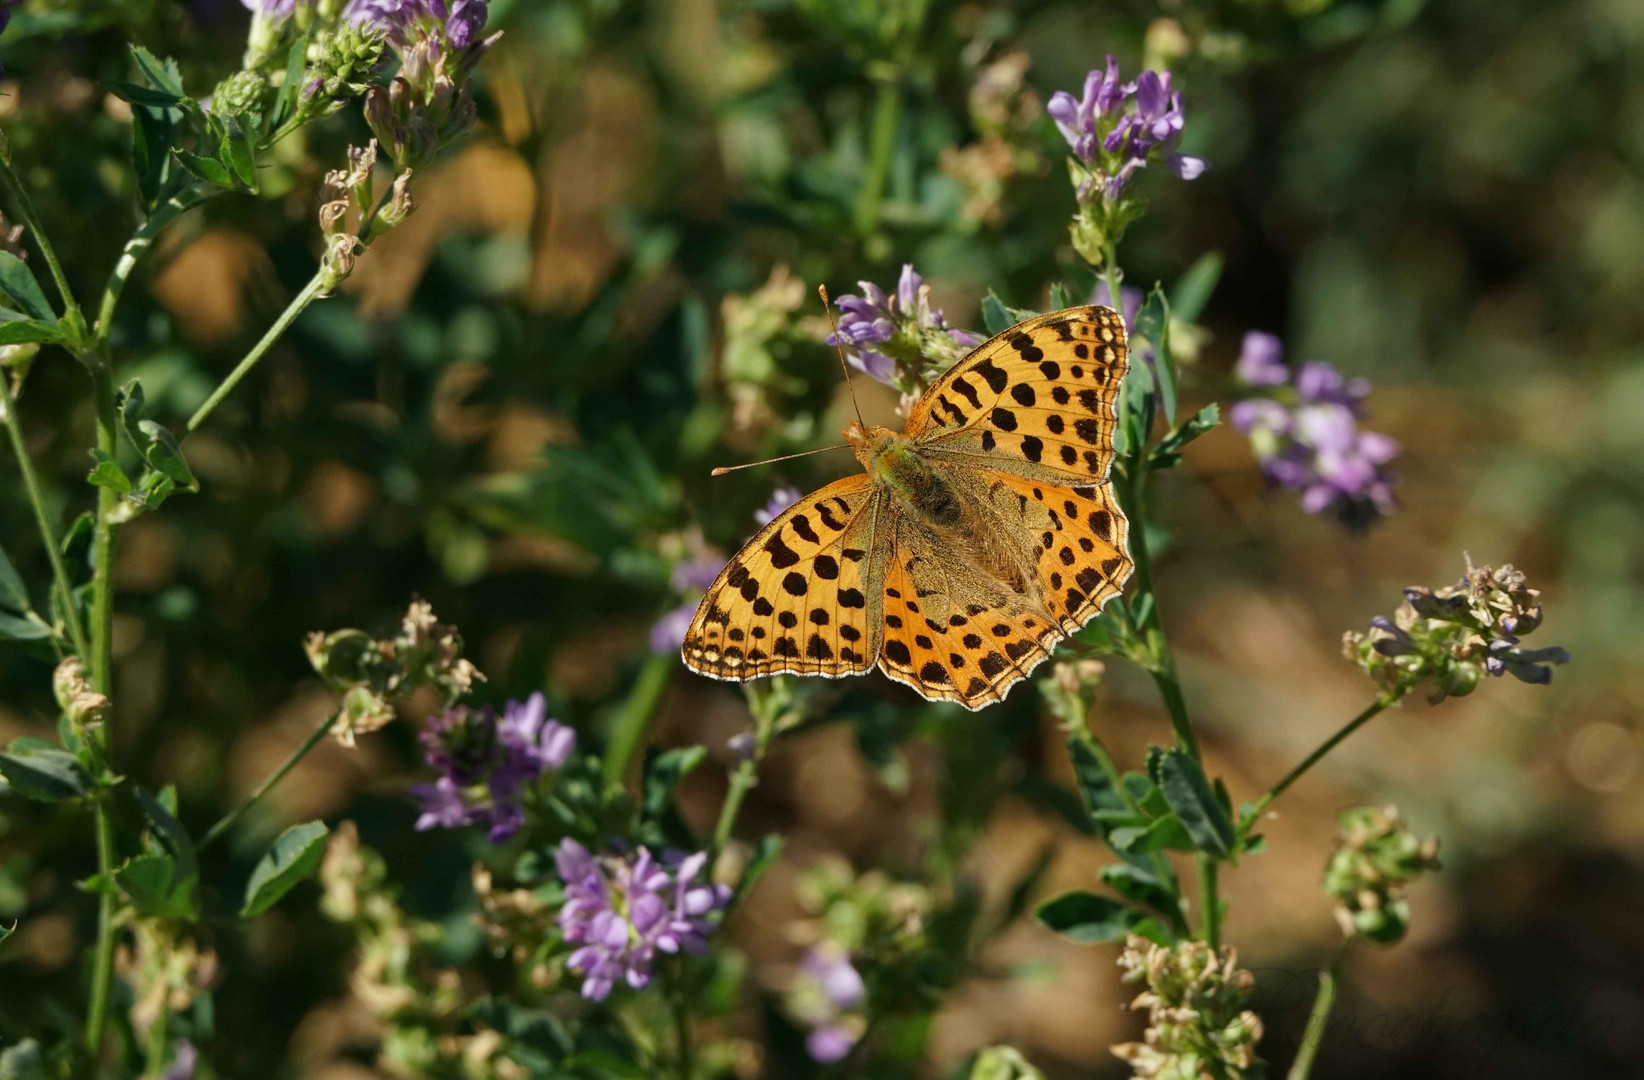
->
[
  {"left": 0, "top": 162, "right": 85, "bottom": 336},
  {"left": 1197, "top": 856, "right": 1219, "bottom": 948},
  {"left": 670, "top": 972, "right": 694, "bottom": 1080},
  {"left": 185, "top": 271, "right": 327, "bottom": 435},
  {"left": 1064, "top": 722, "right": 1183, "bottom": 906},
  {"left": 602, "top": 652, "right": 674, "bottom": 786},
  {"left": 143, "top": 996, "right": 169, "bottom": 1079},
  {"left": 1242, "top": 696, "right": 1397, "bottom": 832},
  {"left": 198, "top": 710, "right": 337, "bottom": 852},
  {"left": 94, "top": 180, "right": 210, "bottom": 343},
  {"left": 1287, "top": 943, "right": 1350, "bottom": 1080},
  {"left": 711, "top": 682, "right": 783, "bottom": 856},
  {"left": 80, "top": 355, "right": 121, "bottom": 1059},
  {"left": 84, "top": 800, "right": 116, "bottom": 1058},
  {"left": 712, "top": 757, "right": 758, "bottom": 855},
  {"left": 855, "top": 75, "right": 902, "bottom": 238},
  {"left": 0, "top": 371, "right": 90, "bottom": 657}
]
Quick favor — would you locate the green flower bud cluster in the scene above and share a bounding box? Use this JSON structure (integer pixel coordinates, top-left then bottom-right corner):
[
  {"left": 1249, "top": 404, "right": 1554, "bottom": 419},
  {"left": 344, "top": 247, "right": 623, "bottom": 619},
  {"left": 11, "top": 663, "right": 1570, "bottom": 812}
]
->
[
  {"left": 210, "top": 70, "right": 269, "bottom": 118},
  {"left": 300, "top": 23, "right": 386, "bottom": 121},
  {"left": 1343, "top": 556, "right": 1569, "bottom": 704},
  {"left": 303, "top": 599, "right": 482, "bottom": 746},
  {"left": 1112, "top": 935, "right": 1266, "bottom": 1080},
  {"left": 1323, "top": 805, "right": 1440, "bottom": 945},
  {"left": 796, "top": 855, "right": 932, "bottom": 960}
]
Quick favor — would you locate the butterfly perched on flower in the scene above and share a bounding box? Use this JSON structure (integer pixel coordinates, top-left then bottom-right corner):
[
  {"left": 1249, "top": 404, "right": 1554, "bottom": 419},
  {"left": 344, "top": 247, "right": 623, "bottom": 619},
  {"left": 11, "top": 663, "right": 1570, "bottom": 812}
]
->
[{"left": 682, "top": 305, "right": 1134, "bottom": 710}]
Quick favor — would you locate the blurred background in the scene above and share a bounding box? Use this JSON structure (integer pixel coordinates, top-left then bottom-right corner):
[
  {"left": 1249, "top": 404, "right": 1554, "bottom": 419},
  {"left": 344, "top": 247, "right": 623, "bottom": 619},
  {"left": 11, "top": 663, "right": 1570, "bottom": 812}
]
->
[{"left": 1, "top": 0, "right": 1642, "bottom": 1076}]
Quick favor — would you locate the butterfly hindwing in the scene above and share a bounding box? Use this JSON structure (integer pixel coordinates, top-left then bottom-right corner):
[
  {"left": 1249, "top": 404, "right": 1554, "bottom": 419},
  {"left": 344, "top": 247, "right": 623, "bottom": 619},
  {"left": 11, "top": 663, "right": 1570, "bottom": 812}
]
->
[
  {"left": 875, "top": 516, "right": 1064, "bottom": 710},
  {"left": 907, "top": 306, "right": 1128, "bottom": 485},
  {"left": 682, "top": 475, "right": 883, "bottom": 681}
]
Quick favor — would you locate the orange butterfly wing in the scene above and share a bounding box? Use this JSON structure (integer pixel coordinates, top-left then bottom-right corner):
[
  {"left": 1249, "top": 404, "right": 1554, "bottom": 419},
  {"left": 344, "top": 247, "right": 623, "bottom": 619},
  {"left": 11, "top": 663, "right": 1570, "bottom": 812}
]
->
[{"left": 682, "top": 475, "right": 885, "bottom": 681}]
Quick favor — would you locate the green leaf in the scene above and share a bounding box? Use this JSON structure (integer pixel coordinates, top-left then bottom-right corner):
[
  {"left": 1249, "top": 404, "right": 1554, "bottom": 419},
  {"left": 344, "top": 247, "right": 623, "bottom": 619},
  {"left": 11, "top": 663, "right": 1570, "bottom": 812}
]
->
[
  {"left": 107, "top": 81, "right": 186, "bottom": 108},
  {"left": 131, "top": 104, "right": 176, "bottom": 208},
  {"left": 0, "top": 541, "right": 27, "bottom": 612},
  {"left": 136, "top": 421, "right": 198, "bottom": 490},
  {"left": 1034, "top": 890, "right": 1143, "bottom": 943},
  {"left": 174, "top": 151, "right": 234, "bottom": 189},
  {"left": 134, "top": 783, "right": 197, "bottom": 883},
  {"left": 130, "top": 45, "right": 185, "bottom": 97},
  {"left": 1134, "top": 287, "right": 1176, "bottom": 426},
  {"left": 1112, "top": 333, "right": 1155, "bottom": 463},
  {"left": 0, "top": 745, "right": 92, "bottom": 800},
  {"left": 1149, "top": 404, "right": 1220, "bottom": 470},
  {"left": 1100, "top": 863, "right": 1182, "bottom": 922},
  {"left": 275, "top": 34, "right": 312, "bottom": 127},
  {"left": 1170, "top": 251, "right": 1224, "bottom": 323},
  {"left": 1066, "top": 736, "right": 1126, "bottom": 819},
  {"left": 981, "top": 292, "right": 1013, "bottom": 336},
  {"left": 1048, "top": 282, "right": 1072, "bottom": 310},
  {"left": 0, "top": 319, "right": 63, "bottom": 345},
  {"left": 116, "top": 853, "right": 199, "bottom": 919},
  {"left": 86, "top": 450, "right": 133, "bottom": 495},
  {"left": 0, "top": 920, "right": 11, "bottom": 945},
  {"left": 0, "top": 253, "right": 54, "bottom": 323},
  {"left": 218, "top": 117, "right": 257, "bottom": 188},
  {"left": 1110, "top": 813, "right": 1195, "bottom": 854},
  {"left": 0, "top": 610, "right": 51, "bottom": 640},
  {"left": 642, "top": 744, "right": 706, "bottom": 820},
  {"left": 241, "top": 821, "right": 329, "bottom": 917},
  {"left": 1156, "top": 750, "right": 1235, "bottom": 858}
]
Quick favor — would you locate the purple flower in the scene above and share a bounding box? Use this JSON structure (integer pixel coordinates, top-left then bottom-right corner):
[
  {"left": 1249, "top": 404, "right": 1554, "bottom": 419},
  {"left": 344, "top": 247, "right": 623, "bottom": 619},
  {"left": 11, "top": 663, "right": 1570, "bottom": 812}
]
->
[
  {"left": 555, "top": 839, "right": 732, "bottom": 1002},
  {"left": 1051, "top": 58, "right": 1207, "bottom": 204},
  {"left": 787, "top": 945, "right": 867, "bottom": 1063},
  {"left": 755, "top": 487, "right": 801, "bottom": 527},
  {"left": 346, "top": 0, "right": 490, "bottom": 48},
  {"left": 1231, "top": 336, "right": 1399, "bottom": 528},
  {"left": 827, "top": 265, "right": 981, "bottom": 391},
  {"left": 162, "top": 1041, "right": 197, "bottom": 1080},
  {"left": 411, "top": 693, "right": 574, "bottom": 841}
]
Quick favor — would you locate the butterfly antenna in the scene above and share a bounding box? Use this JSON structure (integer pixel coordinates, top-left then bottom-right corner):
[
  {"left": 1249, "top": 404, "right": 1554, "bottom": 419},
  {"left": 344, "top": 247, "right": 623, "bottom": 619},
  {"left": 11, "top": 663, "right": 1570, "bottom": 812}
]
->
[
  {"left": 819, "top": 284, "right": 867, "bottom": 429},
  {"left": 710, "top": 444, "right": 850, "bottom": 477}
]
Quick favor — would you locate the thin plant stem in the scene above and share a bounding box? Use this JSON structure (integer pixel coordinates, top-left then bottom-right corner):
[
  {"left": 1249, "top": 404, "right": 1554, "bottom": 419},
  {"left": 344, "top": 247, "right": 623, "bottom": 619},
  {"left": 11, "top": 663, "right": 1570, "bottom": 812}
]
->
[
  {"left": 94, "top": 180, "right": 210, "bottom": 342},
  {"left": 1197, "top": 856, "right": 1219, "bottom": 948},
  {"left": 602, "top": 652, "right": 674, "bottom": 786},
  {"left": 83, "top": 803, "right": 117, "bottom": 1058},
  {"left": 186, "top": 272, "right": 327, "bottom": 435},
  {"left": 0, "top": 164, "right": 85, "bottom": 334},
  {"left": 0, "top": 372, "right": 90, "bottom": 657},
  {"left": 855, "top": 75, "right": 902, "bottom": 238},
  {"left": 711, "top": 682, "right": 781, "bottom": 857},
  {"left": 712, "top": 757, "right": 758, "bottom": 855},
  {"left": 81, "top": 355, "right": 121, "bottom": 1059},
  {"left": 1287, "top": 942, "right": 1351, "bottom": 1080},
  {"left": 198, "top": 710, "right": 337, "bottom": 852},
  {"left": 670, "top": 972, "right": 694, "bottom": 1080},
  {"left": 1243, "top": 696, "right": 1397, "bottom": 831}
]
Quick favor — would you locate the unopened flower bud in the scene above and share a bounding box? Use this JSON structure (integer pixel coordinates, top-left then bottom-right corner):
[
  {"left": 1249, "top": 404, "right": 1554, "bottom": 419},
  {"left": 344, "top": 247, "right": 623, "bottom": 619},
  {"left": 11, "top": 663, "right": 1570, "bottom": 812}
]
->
[{"left": 210, "top": 70, "right": 268, "bottom": 117}]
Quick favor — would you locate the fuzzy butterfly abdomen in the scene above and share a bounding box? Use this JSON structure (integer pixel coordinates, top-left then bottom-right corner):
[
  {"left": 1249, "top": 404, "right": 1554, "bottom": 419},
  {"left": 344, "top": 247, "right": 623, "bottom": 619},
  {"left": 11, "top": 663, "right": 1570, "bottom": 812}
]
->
[{"left": 848, "top": 423, "right": 964, "bottom": 529}]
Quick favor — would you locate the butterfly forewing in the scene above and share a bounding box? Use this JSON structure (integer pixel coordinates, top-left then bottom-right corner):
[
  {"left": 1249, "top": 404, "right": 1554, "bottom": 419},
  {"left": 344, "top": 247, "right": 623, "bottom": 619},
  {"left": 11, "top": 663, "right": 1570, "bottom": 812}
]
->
[
  {"left": 907, "top": 305, "right": 1128, "bottom": 485},
  {"left": 682, "top": 475, "right": 884, "bottom": 681}
]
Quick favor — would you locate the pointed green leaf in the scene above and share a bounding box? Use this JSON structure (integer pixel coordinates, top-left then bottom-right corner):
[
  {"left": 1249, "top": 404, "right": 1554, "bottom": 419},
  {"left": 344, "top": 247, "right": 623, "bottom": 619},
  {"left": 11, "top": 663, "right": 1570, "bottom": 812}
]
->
[
  {"left": 107, "top": 81, "right": 187, "bottom": 108},
  {"left": 116, "top": 853, "right": 198, "bottom": 920},
  {"left": 136, "top": 421, "right": 197, "bottom": 490},
  {"left": 1149, "top": 403, "right": 1220, "bottom": 470},
  {"left": 0, "top": 745, "right": 91, "bottom": 800},
  {"left": 1156, "top": 749, "right": 1235, "bottom": 858},
  {"left": 242, "top": 821, "right": 330, "bottom": 917},
  {"left": 1170, "top": 251, "right": 1224, "bottom": 323},
  {"left": 275, "top": 34, "right": 311, "bottom": 126},
  {"left": 1100, "top": 863, "right": 1182, "bottom": 923},
  {"left": 0, "top": 319, "right": 62, "bottom": 345},
  {"left": 86, "top": 450, "right": 133, "bottom": 495},
  {"left": 981, "top": 292, "right": 1013, "bottom": 336},
  {"left": 1034, "top": 890, "right": 1143, "bottom": 942},
  {"left": 0, "top": 610, "right": 51, "bottom": 640},
  {"left": 0, "top": 253, "right": 54, "bottom": 323},
  {"left": 0, "top": 541, "right": 27, "bottom": 612},
  {"left": 174, "top": 151, "right": 235, "bottom": 189},
  {"left": 134, "top": 783, "right": 197, "bottom": 883},
  {"left": 1134, "top": 288, "right": 1176, "bottom": 426},
  {"left": 1048, "top": 282, "right": 1072, "bottom": 310},
  {"left": 130, "top": 45, "right": 185, "bottom": 97}
]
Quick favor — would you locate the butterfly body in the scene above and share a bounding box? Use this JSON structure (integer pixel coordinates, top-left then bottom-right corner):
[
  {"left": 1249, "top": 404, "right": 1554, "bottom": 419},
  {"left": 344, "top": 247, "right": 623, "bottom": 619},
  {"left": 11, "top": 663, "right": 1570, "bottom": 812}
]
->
[{"left": 684, "top": 305, "right": 1135, "bottom": 710}]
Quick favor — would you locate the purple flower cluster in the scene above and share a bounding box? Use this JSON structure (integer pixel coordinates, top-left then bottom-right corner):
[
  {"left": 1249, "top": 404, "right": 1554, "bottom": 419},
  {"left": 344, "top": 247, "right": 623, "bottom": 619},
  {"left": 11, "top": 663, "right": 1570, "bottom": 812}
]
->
[
  {"left": 787, "top": 945, "right": 867, "bottom": 1063},
  {"left": 1229, "top": 332, "right": 1399, "bottom": 528},
  {"left": 410, "top": 692, "right": 574, "bottom": 842},
  {"left": 555, "top": 839, "right": 732, "bottom": 1002},
  {"left": 346, "top": 0, "right": 488, "bottom": 48},
  {"left": 828, "top": 264, "right": 981, "bottom": 390},
  {"left": 1048, "top": 58, "right": 1207, "bottom": 203}
]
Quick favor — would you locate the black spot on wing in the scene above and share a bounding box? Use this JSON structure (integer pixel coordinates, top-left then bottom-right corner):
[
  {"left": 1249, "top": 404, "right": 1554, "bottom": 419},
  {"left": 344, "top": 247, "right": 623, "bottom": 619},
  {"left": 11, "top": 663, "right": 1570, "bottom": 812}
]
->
[
  {"left": 974, "top": 358, "right": 1009, "bottom": 393},
  {"left": 951, "top": 377, "right": 982, "bottom": 410},
  {"left": 792, "top": 514, "right": 820, "bottom": 544},
  {"left": 991, "top": 408, "right": 1018, "bottom": 431},
  {"left": 814, "top": 554, "right": 840, "bottom": 580},
  {"left": 884, "top": 639, "right": 912, "bottom": 665},
  {"left": 764, "top": 531, "right": 800, "bottom": 568}
]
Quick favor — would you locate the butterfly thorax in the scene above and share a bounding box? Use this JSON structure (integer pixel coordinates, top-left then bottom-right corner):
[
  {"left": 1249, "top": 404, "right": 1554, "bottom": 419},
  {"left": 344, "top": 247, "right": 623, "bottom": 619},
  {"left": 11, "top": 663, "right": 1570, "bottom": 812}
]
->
[{"left": 846, "top": 422, "right": 963, "bottom": 529}]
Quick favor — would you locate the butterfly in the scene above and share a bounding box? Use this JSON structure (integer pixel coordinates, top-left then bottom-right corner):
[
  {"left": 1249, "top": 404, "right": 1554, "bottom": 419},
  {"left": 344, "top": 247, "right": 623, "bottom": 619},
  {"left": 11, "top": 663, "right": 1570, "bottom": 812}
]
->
[{"left": 681, "top": 305, "right": 1134, "bottom": 710}]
